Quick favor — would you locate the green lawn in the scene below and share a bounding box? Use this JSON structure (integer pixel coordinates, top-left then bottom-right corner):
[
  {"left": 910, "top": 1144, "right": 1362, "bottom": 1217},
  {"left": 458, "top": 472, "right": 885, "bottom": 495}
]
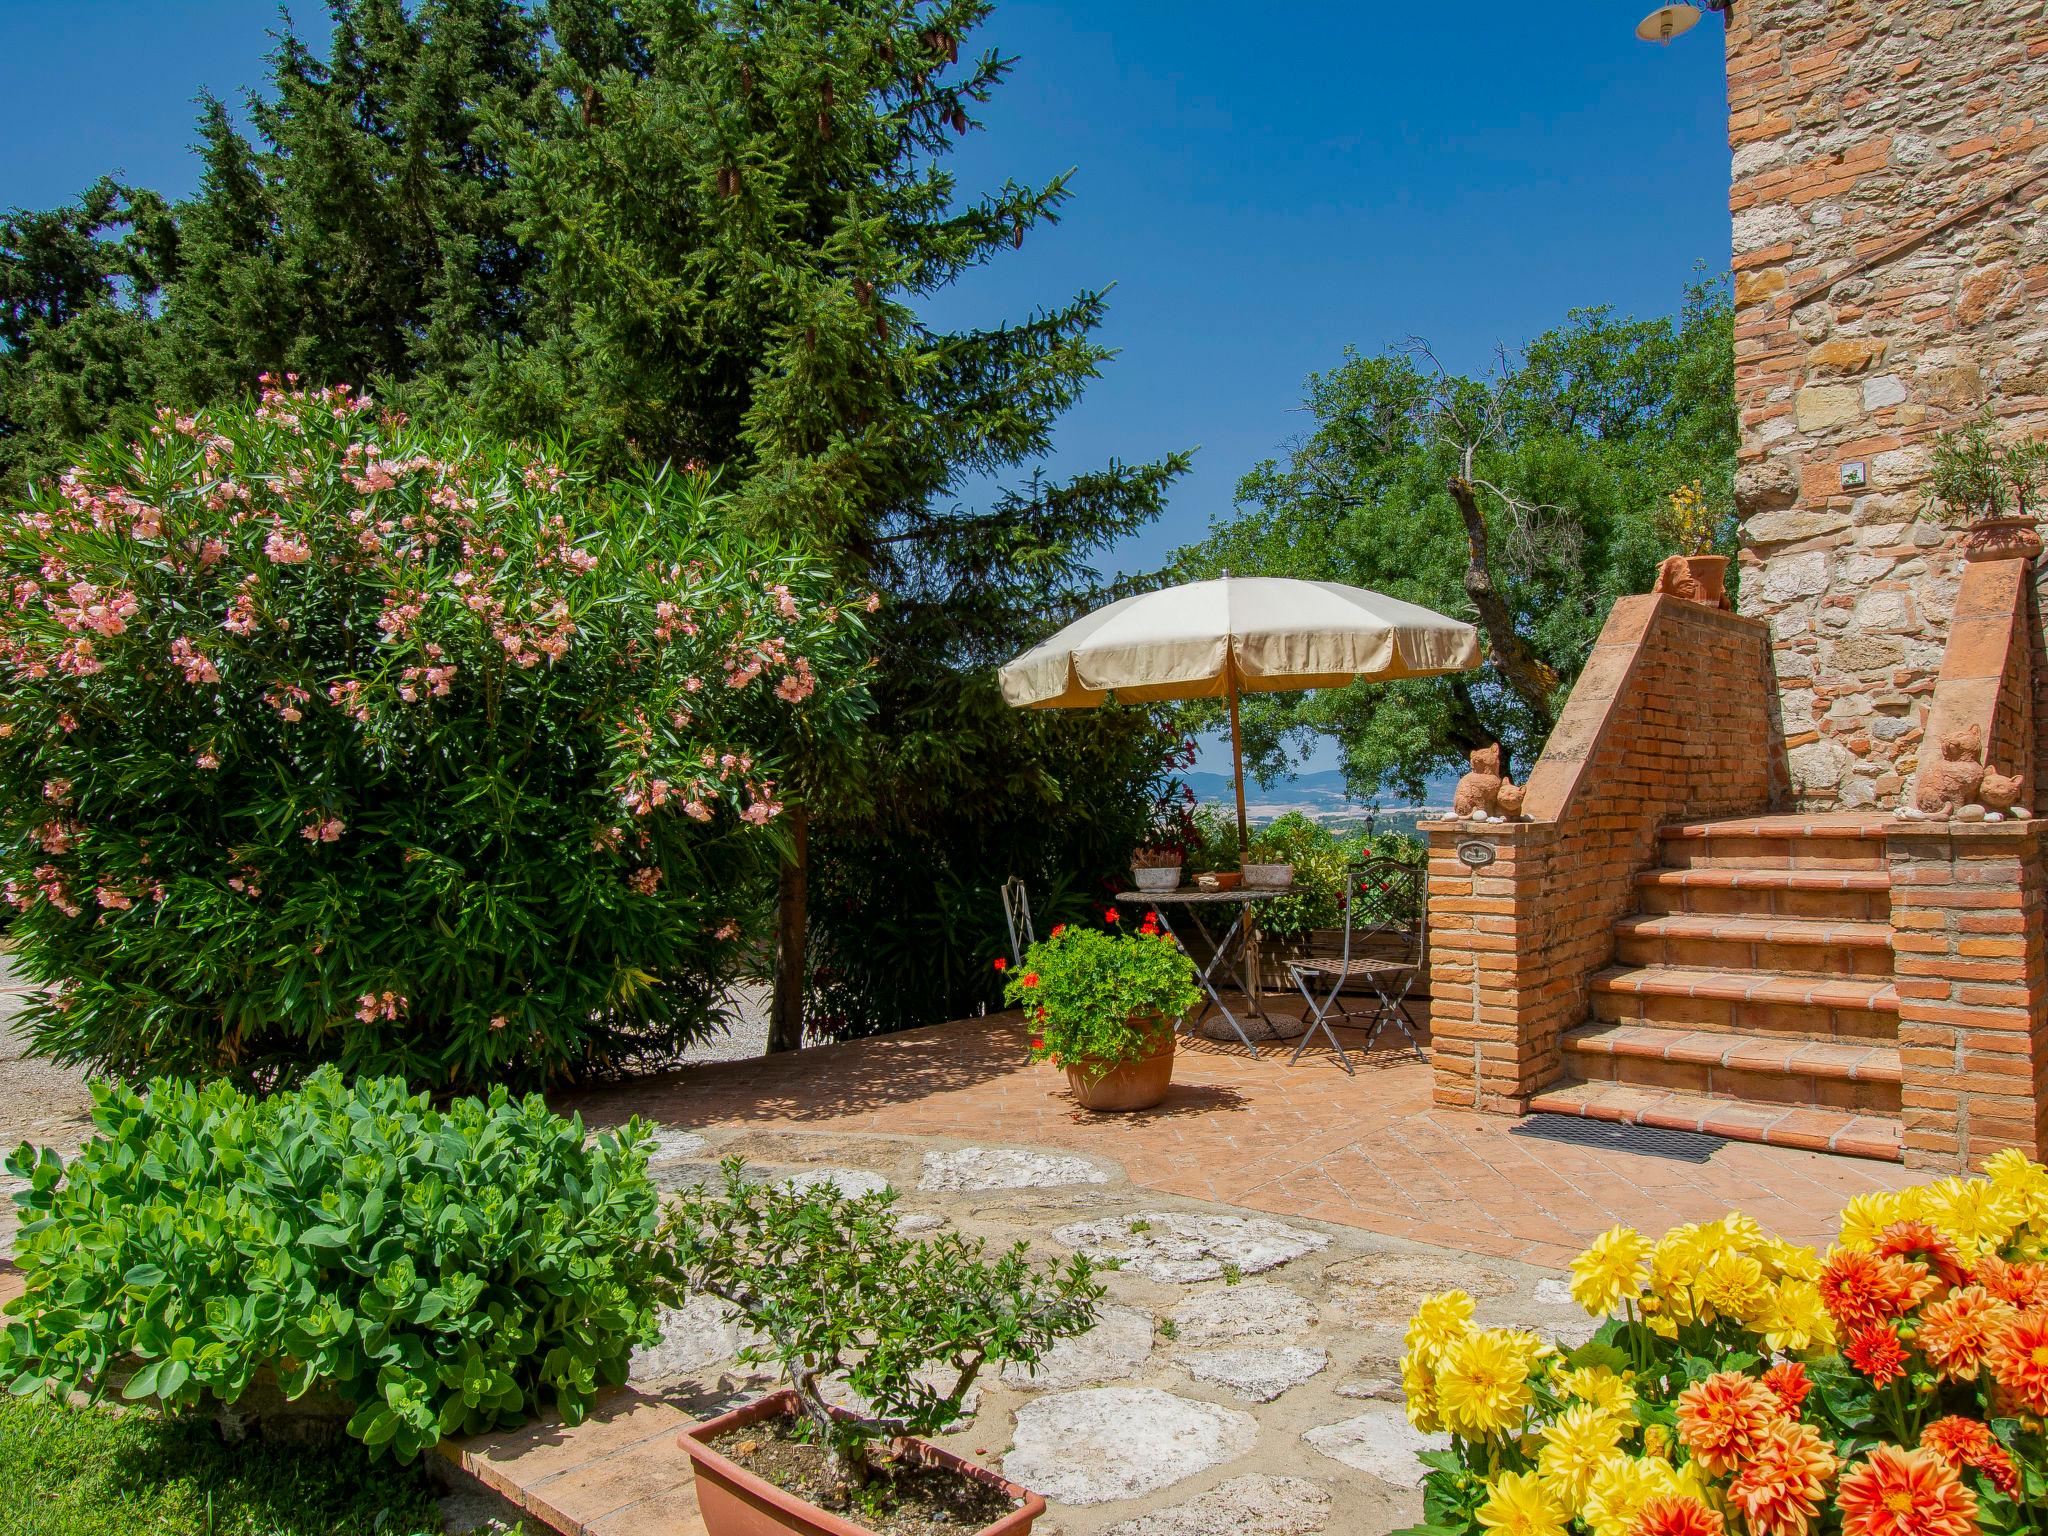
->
[{"left": 0, "top": 1393, "right": 476, "bottom": 1536}]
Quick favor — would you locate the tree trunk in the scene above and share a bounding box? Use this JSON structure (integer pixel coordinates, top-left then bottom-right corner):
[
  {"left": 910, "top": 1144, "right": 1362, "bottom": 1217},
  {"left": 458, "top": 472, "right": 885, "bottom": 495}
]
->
[
  {"left": 767, "top": 808, "right": 809, "bottom": 1054},
  {"left": 1447, "top": 474, "right": 1558, "bottom": 737}
]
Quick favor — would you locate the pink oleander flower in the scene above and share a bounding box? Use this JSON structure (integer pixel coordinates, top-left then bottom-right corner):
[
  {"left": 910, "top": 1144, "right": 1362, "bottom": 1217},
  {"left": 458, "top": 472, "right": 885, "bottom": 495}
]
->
[
  {"left": 626, "top": 866, "right": 663, "bottom": 895},
  {"left": 301, "top": 813, "right": 345, "bottom": 844},
  {"left": 354, "top": 990, "right": 407, "bottom": 1023},
  {"left": 170, "top": 636, "right": 220, "bottom": 684},
  {"left": 195, "top": 750, "right": 220, "bottom": 770},
  {"left": 263, "top": 525, "right": 312, "bottom": 564},
  {"left": 95, "top": 883, "right": 132, "bottom": 911}
]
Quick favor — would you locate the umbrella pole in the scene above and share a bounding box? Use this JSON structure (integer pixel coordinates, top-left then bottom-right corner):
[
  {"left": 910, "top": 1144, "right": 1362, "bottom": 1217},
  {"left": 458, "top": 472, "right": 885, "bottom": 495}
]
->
[{"left": 1227, "top": 672, "right": 1249, "bottom": 856}]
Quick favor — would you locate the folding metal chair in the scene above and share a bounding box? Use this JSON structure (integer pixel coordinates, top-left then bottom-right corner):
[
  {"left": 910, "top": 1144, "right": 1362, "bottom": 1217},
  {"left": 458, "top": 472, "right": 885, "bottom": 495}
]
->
[
  {"left": 1286, "top": 856, "right": 1427, "bottom": 1073},
  {"left": 1000, "top": 875, "right": 1036, "bottom": 966}
]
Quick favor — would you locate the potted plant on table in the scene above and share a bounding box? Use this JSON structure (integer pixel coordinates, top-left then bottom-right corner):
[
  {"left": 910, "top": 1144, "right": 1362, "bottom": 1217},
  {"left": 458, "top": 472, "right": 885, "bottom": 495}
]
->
[
  {"left": 1927, "top": 407, "right": 2046, "bottom": 562},
  {"left": 669, "top": 1160, "right": 1102, "bottom": 1536},
  {"left": 1130, "top": 844, "right": 1184, "bottom": 892},
  {"left": 1008, "top": 919, "right": 1203, "bottom": 1111}
]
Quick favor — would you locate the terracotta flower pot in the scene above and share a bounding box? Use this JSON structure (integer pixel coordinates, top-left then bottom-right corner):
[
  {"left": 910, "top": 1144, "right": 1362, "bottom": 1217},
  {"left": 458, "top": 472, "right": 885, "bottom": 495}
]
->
[
  {"left": 1682, "top": 554, "right": 1729, "bottom": 607},
  {"left": 1064, "top": 1020, "right": 1176, "bottom": 1112},
  {"left": 680, "top": 1389, "right": 1044, "bottom": 1536},
  {"left": 1962, "top": 515, "right": 2043, "bottom": 564}
]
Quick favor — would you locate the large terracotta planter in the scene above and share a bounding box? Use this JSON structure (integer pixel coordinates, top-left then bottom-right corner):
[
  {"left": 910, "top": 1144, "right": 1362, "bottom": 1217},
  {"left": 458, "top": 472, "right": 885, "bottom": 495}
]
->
[
  {"left": 1064, "top": 1021, "right": 1176, "bottom": 1112},
  {"left": 680, "top": 1389, "right": 1044, "bottom": 1536},
  {"left": 1682, "top": 554, "right": 1729, "bottom": 607},
  {"left": 1962, "top": 515, "right": 2043, "bottom": 564}
]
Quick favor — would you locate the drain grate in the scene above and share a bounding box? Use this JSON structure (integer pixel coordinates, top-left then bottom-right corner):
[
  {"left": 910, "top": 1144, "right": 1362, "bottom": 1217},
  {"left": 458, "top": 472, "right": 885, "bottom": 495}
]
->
[{"left": 1511, "top": 1114, "right": 1723, "bottom": 1164}]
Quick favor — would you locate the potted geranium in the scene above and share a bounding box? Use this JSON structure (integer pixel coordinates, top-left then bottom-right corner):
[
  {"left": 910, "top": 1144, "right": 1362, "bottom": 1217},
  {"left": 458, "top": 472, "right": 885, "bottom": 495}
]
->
[
  {"left": 668, "top": 1160, "right": 1102, "bottom": 1536},
  {"left": 1007, "top": 919, "right": 1203, "bottom": 1111},
  {"left": 1927, "top": 408, "right": 2046, "bottom": 562}
]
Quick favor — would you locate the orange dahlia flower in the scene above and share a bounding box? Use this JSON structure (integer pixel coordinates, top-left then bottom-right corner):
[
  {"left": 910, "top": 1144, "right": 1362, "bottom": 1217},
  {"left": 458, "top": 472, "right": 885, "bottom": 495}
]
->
[
  {"left": 1916, "top": 1285, "right": 2014, "bottom": 1382},
  {"left": 1988, "top": 1308, "right": 2048, "bottom": 1414},
  {"left": 1975, "top": 1253, "right": 2048, "bottom": 1311},
  {"left": 1629, "top": 1494, "right": 1725, "bottom": 1536},
  {"left": 1761, "top": 1360, "right": 1811, "bottom": 1416},
  {"left": 1675, "top": 1370, "right": 1783, "bottom": 1477},
  {"left": 1818, "top": 1247, "right": 1923, "bottom": 1330},
  {"left": 1920, "top": 1413, "right": 2019, "bottom": 1497},
  {"left": 1874, "top": 1220, "right": 1970, "bottom": 1289},
  {"left": 1838, "top": 1445, "right": 1978, "bottom": 1536},
  {"left": 1727, "top": 1417, "right": 1838, "bottom": 1536},
  {"left": 1843, "top": 1321, "right": 1910, "bottom": 1388}
]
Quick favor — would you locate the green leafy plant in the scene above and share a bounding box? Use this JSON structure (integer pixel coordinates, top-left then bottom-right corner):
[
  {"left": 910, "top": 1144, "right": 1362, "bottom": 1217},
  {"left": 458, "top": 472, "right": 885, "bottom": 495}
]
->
[
  {"left": 1005, "top": 921, "right": 1203, "bottom": 1075},
  {"left": 1244, "top": 813, "right": 1366, "bottom": 941},
  {"left": 0, "top": 388, "right": 870, "bottom": 1087},
  {"left": 1, "top": 1068, "right": 669, "bottom": 1463},
  {"left": 664, "top": 1159, "right": 1102, "bottom": 1499},
  {"left": 1927, "top": 408, "right": 2048, "bottom": 527}
]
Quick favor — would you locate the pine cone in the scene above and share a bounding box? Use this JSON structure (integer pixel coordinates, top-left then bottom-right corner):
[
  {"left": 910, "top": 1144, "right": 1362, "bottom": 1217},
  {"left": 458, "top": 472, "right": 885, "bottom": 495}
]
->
[
  {"left": 1013, "top": 217, "right": 1024, "bottom": 249},
  {"left": 951, "top": 106, "right": 968, "bottom": 134}
]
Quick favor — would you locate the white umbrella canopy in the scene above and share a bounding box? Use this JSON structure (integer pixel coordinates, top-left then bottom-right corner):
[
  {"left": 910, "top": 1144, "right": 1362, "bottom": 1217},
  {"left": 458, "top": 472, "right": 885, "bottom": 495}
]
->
[{"left": 999, "top": 576, "right": 1482, "bottom": 850}]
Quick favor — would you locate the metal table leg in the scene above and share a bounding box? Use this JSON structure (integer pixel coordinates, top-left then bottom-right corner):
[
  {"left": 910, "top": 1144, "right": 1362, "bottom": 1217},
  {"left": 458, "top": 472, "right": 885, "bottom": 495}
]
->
[{"left": 1149, "top": 904, "right": 1261, "bottom": 1057}]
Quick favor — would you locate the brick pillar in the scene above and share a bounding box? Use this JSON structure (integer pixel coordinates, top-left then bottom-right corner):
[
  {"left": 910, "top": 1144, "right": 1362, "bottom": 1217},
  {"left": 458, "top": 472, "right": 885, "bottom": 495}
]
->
[
  {"left": 1425, "top": 824, "right": 1564, "bottom": 1112},
  {"left": 1888, "top": 821, "right": 2048, "bottom": 1170}
]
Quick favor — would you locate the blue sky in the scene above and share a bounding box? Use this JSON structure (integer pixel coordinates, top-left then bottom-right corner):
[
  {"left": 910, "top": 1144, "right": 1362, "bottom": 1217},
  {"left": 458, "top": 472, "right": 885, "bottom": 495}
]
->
[{"left": 1, "top": 1, "right": 1731, "bottom": 778}]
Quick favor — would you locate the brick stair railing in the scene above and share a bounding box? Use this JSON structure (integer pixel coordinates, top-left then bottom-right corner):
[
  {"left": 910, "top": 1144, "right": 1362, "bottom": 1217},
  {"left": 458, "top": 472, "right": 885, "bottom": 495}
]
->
[{"left": 1528, "top": 813, "right": 1903, "bottom": 1162}]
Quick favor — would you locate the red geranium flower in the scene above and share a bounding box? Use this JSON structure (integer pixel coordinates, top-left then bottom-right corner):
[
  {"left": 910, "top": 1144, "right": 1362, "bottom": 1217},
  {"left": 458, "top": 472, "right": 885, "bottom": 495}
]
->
[
  {"left": 1050, "top": 923, "right": 1067, "bottom": 936},
  {"left": 1103, "top": 907, "right": 1120, "bottom": 923},
  {"left": 1020, "top": 972, "right": 1039, "bottom": 988},
  {"left": 992, "top": 956, "right": 1007, "bottom": 971},
  {"left": 1029, "top": 1036, "right": 1044, "bottom": 1050}
]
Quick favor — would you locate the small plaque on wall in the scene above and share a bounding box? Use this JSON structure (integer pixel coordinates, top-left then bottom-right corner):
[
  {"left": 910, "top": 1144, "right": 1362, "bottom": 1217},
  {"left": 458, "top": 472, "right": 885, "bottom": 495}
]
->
[{"left": 1456, "top": 840, "right": 1496, "bottom": 869}]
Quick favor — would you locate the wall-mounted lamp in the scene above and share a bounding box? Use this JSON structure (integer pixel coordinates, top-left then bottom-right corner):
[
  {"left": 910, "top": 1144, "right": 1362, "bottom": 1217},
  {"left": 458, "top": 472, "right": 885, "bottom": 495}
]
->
[{"left": 1635, "top": 0, "right": 1731, "bottom": 44}]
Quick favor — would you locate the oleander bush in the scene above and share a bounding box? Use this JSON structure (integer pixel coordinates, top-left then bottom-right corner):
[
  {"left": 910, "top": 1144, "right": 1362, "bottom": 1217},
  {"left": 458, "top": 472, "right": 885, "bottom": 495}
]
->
[
  {"left": 1, "top": 1068, "right": 668, "bottom": 1462},
  {"left": 1397, "top": 1152, "right": 2048, "bottom": 1536},
  {"left": 0, "top": 384, "right": 870, "bottom": 1086}
]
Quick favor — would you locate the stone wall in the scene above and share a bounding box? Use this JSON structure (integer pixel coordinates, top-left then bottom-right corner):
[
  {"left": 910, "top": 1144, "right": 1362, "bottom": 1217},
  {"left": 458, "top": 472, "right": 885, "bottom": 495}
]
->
[
  {"left": 1424, "top": 594, "right": 1785, "bottom": 1111},
  {"left": 1728, "top": 1, "right": 2048, "bottom": 809}
]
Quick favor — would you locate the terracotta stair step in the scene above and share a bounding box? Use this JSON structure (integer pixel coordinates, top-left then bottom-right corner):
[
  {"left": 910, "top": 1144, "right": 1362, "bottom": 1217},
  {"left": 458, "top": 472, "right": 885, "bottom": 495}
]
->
[
  {"left": 1659, "top": 814, "right": 1890, "bottom": 841},
  {"left": 1636, "top": 867, "right": 1891, "bottom": 891},
  {"left": 1654, "top": 814, "right": 1891, "bottom": 874},
  {"left": 1590, "top": 965, "right": 1898, "bottom": 1011},
  {"left": 1527, "top": 1079, "right": 1902, "bottom": 1162},
  {"left": 1588, "top": 965, "right": 1898, "bottom": 1042},
  {"left": 1611, "top": 912, "right": 1894, "bottom": 977},
  {"left": 1564, "top": 1022, "right": 1900, "bottom": 1082},
  {"left": 1562, "top": 1023, "right": 1902, "bottom": 1113}
]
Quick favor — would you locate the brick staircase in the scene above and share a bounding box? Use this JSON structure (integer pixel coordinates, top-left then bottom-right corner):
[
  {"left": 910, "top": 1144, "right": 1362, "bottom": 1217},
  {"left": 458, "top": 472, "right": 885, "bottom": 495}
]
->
[{"left": 1528, "top": 813, "right": 1902, "bottom": 1162}]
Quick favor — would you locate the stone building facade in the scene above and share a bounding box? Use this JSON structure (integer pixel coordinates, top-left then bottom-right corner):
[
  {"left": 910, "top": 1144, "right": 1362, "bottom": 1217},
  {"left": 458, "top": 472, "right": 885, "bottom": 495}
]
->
[{"left": 1729, "top": 1, "right": 2048, "bottom": 809}]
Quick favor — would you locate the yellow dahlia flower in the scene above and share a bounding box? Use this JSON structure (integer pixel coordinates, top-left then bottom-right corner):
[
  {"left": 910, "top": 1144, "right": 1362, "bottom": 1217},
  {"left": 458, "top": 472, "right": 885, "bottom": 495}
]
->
[
  {"left": 1435, "top": 1327, "right": 1542, "bottom": 1437},
  {"left": 1758, "top": 1278, "right": 1837, "bottom": 1354},
  {"left": 1557, "top": 1364, "right": 1637, "bottom": 1418},
  {"left": 1476, "top": 1469, "right": 1569, "bottom": 1536},
  {"left": 1405, "top": 1288, "right": 1477, "bottom": 1364},
  {"left": 1535, "top": 1402, "right": 1628, "bottom": 1513},
  {"left": 1570, "top": 1225, "right": 1652, "bottom": 1315}
]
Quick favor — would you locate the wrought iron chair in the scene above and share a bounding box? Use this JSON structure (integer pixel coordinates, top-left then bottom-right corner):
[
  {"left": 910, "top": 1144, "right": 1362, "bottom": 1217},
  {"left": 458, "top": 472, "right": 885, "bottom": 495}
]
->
[
  {"left": 1000, "top": 875, "right": 1036, "bottom": 966},
  {"left": 1286, "top": 856, "right": 1427, "bottom": 1073}
]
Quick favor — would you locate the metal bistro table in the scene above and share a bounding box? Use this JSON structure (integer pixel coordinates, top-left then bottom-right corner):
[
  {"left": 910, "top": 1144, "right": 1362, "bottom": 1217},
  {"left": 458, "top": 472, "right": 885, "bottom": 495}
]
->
[{"left": 1114, "top": 886, "right": 1283, "bottom": 1055}]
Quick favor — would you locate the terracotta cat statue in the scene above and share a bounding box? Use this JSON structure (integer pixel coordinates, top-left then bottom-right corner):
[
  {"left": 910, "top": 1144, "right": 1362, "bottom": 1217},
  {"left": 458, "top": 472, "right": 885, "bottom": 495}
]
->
[{"left": 1454, "top": 744, "right": 1505, "bottom": 820}]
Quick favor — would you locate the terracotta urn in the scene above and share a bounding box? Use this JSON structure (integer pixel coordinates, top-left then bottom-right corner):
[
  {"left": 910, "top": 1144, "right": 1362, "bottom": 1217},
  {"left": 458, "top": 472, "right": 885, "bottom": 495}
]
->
[
  {"left": 1065, "top": 1018, "right": 1176, "bottom": 1112},
  {"left": 1961, "top": 515, "right": 2043, "bottom": 564},
  {"left": 680, "top": 1389, "right": 1045, "bottom": 1536},
  {"left": 1682, "top": 554, "right": 1730, "bottom": 606}
]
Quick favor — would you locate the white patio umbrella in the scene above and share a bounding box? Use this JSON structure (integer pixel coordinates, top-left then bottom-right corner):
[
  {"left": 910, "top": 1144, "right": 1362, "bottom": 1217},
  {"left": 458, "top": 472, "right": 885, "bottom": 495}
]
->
[{"left": 999, "top": 575, "right": 1482, "bottom": 851}]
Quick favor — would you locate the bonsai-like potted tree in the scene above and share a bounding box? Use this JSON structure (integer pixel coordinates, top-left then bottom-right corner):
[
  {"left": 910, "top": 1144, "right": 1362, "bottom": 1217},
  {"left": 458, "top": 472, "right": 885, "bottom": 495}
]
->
[
  {"left": 669, "top": 1160, "right": 1102, "bottom": 1536},
  {"left": 1927, "top": 408, "right": 2046, "bottom": 562},
  {"left": 1007, "top": 919, "right": 1203, "bottom": 1111}
]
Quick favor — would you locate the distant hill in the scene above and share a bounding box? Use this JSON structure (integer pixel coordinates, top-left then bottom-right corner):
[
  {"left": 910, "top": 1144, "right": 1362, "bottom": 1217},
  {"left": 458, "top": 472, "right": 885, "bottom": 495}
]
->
[{"left": 1178, "top": 766, "right": 1458, "bottom": 819}]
